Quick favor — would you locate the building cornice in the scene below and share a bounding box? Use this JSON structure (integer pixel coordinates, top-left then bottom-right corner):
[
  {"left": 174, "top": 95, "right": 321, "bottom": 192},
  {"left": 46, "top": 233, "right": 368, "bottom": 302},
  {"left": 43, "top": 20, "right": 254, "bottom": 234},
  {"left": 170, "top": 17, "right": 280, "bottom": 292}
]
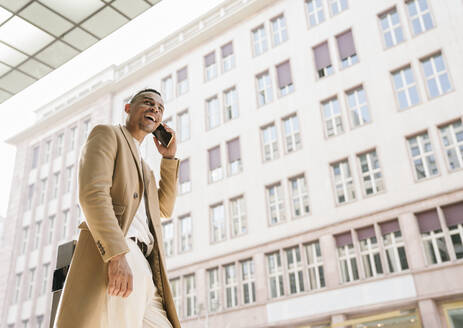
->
[{"left": 6, "top": 0, "right": 276, "bottom": 145}]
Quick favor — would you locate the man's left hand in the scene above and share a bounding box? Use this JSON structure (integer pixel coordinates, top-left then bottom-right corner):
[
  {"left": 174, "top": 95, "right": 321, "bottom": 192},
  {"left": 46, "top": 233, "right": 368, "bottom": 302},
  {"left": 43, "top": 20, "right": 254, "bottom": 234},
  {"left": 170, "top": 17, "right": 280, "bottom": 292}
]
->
[{"left": 153, "top": 123, "right": 177, "bottom": 159}]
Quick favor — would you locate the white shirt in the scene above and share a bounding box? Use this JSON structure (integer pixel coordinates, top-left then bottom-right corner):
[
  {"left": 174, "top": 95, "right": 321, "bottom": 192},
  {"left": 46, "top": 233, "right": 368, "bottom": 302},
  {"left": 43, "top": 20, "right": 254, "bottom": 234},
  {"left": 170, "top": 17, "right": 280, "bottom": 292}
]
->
[{"left": 126, "top": 138, "right": 154, "bottom": 246}]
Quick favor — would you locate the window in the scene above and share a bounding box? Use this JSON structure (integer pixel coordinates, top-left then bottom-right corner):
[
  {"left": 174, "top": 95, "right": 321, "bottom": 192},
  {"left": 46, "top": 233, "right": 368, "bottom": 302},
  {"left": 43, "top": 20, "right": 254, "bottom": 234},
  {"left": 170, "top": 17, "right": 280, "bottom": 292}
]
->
[
  {"left": 305, "top": 0, "right": 325, "bottom": 27},
  {"left": 179, "top": 214, "right": 192, "bottom": 253},
  {"left": 271, "top": 14, "right": 288, "bottom": 46},
  {"left": 329, "top": 0, "right": 348, "bottom": 16},
  {"left": 48, "top": 215, "right": 55, "bottom": 244},
  {"left": 276, "top": 61, "right": 294, "bottom": 96},
  {"left": 82, "top": 119, "right": 91, "bottom": 143},
  {"left": 442, "top": 202, "right": 463, "bottom": 259},
  {"left": 26, "top": 184, "right": 34, "bottom": 211},
  {"left": 208, "top": 146, "right": 223, "bottom": 183},
  {"left": 406, "top": 0, "right": 434, "bottom": 35},
  {"left": 27, "top": 268, "right": 35, "bottom": 299},
  {"left": 379, "top": 8, "right": 404, "bottom": 48},
  {"left": 206, "top": 96, "right": 220, "bottom": 130},
  {"left": 357, "top": 226, "right": 383, "bottom": 278},
  {"left": 210, "top": 203, "right": 226, "bottom": 243},
  {"left": 266, "top": 183, "right": 286, "bottom": 225},
  {"left": 184, "top": 274, "right": 196, "bottom": 318},
  {"left": 322, "top": 97, "right": 344, "bottom": 137},
  {"left": 161, "top": 75, "right": 174, "bottom": 101},
  {"left": 380, "top": 220, "right": 409, "bottom": 273},
  {"left": 421, "top": 53, "right": 452, "bottom": 98},
  {"left": 33, "top": 222, "right": 41, "bottom": 249},
  {"left": 407, "top": 132, "right": 439, "bottom": 180},
  {"left": 177, "top": 110, "right": 190, "bottom": 142},
  {"left": 439, "top": 120, "right": 463, "bottom": 171},
  {"left": 163, "top": 116, "right": 173, "bottom": 129},
  {"left": 62, "top": 210, "right": 69, "bottom": 240},
  {"left": 252, "top": 25, "right": 268, "bottom": 56},
  {"left": 285, "top": 246, "right": 304, "bottom": 294},
  {"left": 31, "top": 145, "right": 39, "bottom": 169},
  {"left": 288, "top": 175, "right": 310, "bottom": 217},
  {"left": 256, "top": 71, "right": 273, "bottom": 106},
  {"left": 39, "top": 178, "right": 47, "bottom": 205},
  {"left": 169, "top": 278, "right": 181, "bottom": 316},
  {"left": 52, "top": 172, "right": 60, "bottom": 199},
  {"left": 44, "top": 140, "right": 51, "bottom": 163},
  {"left": 224, "top": 263, "right": 238, "bottom": 308},
  {"left": 444, "top": 303, "right": 463, "bottom": 328},
  {"left": 416, "top": 209, "right": 450, "bottom": 265},
  {"left": 357, "top": 150, "right": 384, "bottom": 196},
  {"left": 69, "top": 126, "right": 77, "bottom": 151},
  {"left": 223, "top": 87, "right": 238, "bottom": 121},
  {"left": 304, "top": 241, "right": 325, "bottom": 290},
  {"left": 204, "top": 52, "right": 217, "bottom": 81},
  {"left": 176, "top": 67, "right": 188, "bottom": 96},
  {"left": 261, "top": 123, "right": 279, "bottom": 161},
  {"left": 313, "top": 42, "right": 333, "bottom": 78},
  {"left": 230, "top": 196, "right": 247, "bottom": 237},
  {"left": 336, "top": 232, "right": 360, "bottom": 283},
  {"left": 56, "top": 133, "right": 64, "bottom": 157},
  {"left": 267, "top": 251, "right": 284, "bottom": 298},
  {"left": 65, "top": 166, "right": 74, "bottom": 193},
  {"left": 21, "top": 227, "right": 29, "bottom": 254},
  {"left": 221, "top": 42, "right": 235, "bottom": 73},
  {"left": 162, "top": 221, "right": 174, "bottom": 257},
  {"left": 282, "top": 114, "right": 301, "bottom": 153},
  {"left": 179, "top": 159, "right": 191, "bottom": 194},
  {"left": 336, "top": 30, "right": 358, "bottom": 68},
  {"left": 346, "top": 86, "right": 371, "bottom": 127},
  {"left": 241, "top": 259, "right": 256, "bottom": 304},
  {"left": 13, "top": 273, "right": 22, "bottom": 304},
  {"left": 227, "top": 138, "right": 242, "bottom": 176},
  {"left": 331, "top": 159, "right": 356, "bottom": 204},
  {"left": 36, "top": 316, "right": 44, "bottom": 328},
  {"left": 41, "top": 263, "right": 49, "bottom": 295},
  {"left": 391, "top": 66, "right": 420, "bottom": 110},
  {"left": 207, "top": 268, "right": 220, "bottom": 312}
]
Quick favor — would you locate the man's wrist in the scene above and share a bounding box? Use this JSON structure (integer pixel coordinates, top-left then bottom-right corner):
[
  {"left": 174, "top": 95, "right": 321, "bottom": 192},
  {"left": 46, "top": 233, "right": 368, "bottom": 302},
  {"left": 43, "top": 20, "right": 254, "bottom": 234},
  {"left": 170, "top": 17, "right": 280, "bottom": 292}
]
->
[{"left": 162, "top": 156, "right": 175, "bottom": 159}]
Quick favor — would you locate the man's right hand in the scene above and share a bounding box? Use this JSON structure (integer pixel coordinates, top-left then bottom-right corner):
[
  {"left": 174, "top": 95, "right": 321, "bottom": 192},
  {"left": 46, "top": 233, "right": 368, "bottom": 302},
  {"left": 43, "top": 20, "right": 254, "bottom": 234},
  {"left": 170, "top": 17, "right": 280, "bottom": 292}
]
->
[{"left": 108, "top": 253, "right": 133, "bottom": 297}]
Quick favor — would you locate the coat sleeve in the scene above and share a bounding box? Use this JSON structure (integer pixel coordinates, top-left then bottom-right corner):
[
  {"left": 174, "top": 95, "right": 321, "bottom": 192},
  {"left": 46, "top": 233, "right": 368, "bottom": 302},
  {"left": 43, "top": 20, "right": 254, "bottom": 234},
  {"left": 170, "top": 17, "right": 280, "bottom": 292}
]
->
[
  {"left": 78, "top": 124, "right": 129, "bottom": 263},
  {"left": 158, "top": 157, "right": 180, "bottom": 218}
]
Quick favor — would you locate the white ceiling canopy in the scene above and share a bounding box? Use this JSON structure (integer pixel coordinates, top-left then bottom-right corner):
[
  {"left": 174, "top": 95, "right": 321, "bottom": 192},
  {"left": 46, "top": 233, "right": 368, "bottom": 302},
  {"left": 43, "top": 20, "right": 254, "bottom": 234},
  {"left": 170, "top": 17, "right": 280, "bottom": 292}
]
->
[{"left": 0, "top": 0, "right": 160, "bottom": 104}]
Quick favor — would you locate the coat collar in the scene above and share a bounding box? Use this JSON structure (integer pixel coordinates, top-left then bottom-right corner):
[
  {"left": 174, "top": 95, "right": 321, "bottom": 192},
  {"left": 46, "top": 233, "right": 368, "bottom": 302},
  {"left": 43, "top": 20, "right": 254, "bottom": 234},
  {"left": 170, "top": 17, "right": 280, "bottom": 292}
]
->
[{"left": 119, "top": 124, "right": 143, "bottom": 183}]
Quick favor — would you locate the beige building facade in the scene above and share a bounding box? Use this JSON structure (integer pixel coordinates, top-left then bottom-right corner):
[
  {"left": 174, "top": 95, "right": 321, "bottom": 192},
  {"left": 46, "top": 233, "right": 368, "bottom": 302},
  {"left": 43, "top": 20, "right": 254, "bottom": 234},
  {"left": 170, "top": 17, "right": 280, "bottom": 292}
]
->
[{"left": 2, "top": 0, "right": 463, "bottom": 327}]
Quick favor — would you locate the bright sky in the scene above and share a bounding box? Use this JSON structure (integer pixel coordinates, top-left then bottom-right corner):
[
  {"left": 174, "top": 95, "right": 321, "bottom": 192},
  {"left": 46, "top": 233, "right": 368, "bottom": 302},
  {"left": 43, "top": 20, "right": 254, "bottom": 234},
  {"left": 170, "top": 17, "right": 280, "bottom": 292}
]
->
[{"left": 0, "top": 0, "right": 224, "bottom": 217}]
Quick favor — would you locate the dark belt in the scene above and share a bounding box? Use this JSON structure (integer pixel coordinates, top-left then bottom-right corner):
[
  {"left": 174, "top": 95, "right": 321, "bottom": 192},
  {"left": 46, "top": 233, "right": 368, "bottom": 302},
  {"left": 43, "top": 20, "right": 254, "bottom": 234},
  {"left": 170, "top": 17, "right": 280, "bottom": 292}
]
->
[{"left": 129, "top": 237, "right": 149, "bottom": 257}]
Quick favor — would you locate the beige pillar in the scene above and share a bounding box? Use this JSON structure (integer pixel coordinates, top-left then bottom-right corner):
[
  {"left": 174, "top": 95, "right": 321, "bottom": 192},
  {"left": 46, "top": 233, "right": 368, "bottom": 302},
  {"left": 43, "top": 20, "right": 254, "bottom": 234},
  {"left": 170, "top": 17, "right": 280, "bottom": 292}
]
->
[
  {"left": 319, "top": 234, "right": 339, "bottom": 288},
  {"left": 399, "top": 212, "right": 426, "bottom": 269},
  {"left": 253, "top": 252, "right": 267, "bottom": 302},
  {"left": 419, "top": 299, "right": 442, "bottom": 328}
]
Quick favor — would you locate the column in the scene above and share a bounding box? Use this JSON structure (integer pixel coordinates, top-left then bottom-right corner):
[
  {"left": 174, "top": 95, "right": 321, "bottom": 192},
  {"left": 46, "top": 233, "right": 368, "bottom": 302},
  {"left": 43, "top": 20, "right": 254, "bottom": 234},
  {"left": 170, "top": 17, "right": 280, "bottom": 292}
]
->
[
  {"left": 319, "top": 234, "right": 339, "bottom": 288},
  {"left": 418, "top": 299, "right": 442, "bottom": 328},
  {"left": 399, "top": 212, "right": 426, "bottom": 269}
]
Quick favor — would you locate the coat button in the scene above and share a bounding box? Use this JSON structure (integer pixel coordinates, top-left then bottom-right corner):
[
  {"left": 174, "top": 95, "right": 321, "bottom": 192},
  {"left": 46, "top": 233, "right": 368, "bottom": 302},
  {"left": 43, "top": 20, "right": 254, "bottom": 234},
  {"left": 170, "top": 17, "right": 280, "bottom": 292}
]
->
[{"left": 133, "top": 192, "right": 138, "bottom": 199}]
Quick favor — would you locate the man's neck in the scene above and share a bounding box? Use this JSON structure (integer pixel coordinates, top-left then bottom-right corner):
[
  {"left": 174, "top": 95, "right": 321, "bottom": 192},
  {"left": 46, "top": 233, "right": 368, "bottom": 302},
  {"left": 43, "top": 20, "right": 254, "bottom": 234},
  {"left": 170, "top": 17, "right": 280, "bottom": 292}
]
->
[{"left": 125, "top": 123, "right": 146, "bottom": 143}]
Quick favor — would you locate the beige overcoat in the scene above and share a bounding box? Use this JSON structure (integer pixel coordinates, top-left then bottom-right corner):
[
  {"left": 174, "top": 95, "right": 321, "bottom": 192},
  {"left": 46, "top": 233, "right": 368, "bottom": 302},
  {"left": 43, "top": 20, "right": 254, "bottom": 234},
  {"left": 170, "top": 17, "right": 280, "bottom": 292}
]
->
[{"left": 54, "top": 124, "right": 181, "bottom": 328}]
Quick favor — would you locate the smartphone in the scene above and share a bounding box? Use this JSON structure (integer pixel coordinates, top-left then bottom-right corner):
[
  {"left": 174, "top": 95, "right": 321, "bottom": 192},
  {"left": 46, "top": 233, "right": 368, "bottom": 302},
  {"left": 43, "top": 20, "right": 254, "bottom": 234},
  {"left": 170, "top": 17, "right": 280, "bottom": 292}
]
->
[{"left": 152, "top": 123, "right": 173, "bottom": 148}]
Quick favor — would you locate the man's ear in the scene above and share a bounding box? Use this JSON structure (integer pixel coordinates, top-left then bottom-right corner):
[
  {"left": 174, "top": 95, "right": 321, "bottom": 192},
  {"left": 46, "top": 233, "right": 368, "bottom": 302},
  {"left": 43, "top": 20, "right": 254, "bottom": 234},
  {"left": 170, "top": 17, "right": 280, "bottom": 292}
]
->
[{"left": 124, "top": 103, "right": 130, "bottom": 114}]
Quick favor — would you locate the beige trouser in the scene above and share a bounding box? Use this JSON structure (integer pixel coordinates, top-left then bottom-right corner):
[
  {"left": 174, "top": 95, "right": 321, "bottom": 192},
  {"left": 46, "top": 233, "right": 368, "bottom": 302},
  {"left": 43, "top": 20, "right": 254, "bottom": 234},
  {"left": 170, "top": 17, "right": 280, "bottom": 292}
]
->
[{"left": 106, "top": 239, "right": 173, "bottom": 328}]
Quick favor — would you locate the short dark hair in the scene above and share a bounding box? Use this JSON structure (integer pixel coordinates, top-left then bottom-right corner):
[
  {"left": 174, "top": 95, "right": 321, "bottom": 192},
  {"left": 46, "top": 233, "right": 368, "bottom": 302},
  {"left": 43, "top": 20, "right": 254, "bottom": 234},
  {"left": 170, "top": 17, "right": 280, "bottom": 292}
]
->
[{"left": 129, "top": 88, "right": 162, "bottom": 104}]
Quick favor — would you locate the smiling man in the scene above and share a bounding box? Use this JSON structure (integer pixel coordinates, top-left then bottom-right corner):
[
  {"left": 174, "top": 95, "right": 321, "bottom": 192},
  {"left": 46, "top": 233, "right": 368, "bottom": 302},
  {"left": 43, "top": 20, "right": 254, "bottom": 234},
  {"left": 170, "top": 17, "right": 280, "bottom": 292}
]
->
[{"left": 54, "top": 89, "right": 181, "bottom": 328}]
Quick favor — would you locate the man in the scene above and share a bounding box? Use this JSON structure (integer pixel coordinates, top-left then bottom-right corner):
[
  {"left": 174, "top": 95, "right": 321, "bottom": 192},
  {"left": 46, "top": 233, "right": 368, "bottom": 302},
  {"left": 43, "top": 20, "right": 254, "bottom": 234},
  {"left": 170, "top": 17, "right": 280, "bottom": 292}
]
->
[{"left": 54, "top": 89, "right": 181, "bottom": 328}]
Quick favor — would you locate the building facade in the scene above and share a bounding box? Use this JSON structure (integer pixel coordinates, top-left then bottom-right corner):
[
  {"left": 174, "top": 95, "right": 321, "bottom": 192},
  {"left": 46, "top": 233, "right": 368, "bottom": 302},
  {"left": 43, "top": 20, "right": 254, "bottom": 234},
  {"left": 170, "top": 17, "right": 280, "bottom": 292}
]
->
[{"left": 2, "top": 0, "right": 463, "bottom": 327}]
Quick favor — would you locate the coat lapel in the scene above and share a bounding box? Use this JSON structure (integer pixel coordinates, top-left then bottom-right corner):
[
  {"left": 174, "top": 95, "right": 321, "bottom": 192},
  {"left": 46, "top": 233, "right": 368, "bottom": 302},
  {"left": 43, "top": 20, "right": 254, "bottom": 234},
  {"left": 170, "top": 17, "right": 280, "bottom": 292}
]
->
[{"left": 119, "top": 125, "right": 143, "bottom": 185}]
